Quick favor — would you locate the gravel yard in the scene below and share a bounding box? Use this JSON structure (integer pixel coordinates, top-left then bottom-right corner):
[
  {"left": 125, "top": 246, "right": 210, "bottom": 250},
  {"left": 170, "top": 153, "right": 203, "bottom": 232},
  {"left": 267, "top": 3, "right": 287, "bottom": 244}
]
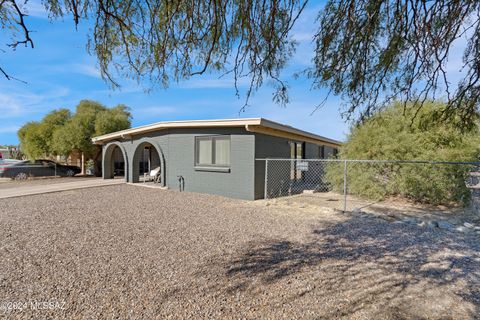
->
[{"left": 1, "top": 184, "right": 479, "bottom": 319}]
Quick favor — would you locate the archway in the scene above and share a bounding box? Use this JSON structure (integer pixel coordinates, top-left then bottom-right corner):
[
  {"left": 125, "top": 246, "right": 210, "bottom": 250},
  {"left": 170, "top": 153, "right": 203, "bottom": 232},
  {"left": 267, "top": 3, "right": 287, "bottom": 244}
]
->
[
  {"left": 131, "top": 140, "right": 165, "bottom": 186},
  {"left": 103, "top": 142, "right": 128, "bottom": 181}
]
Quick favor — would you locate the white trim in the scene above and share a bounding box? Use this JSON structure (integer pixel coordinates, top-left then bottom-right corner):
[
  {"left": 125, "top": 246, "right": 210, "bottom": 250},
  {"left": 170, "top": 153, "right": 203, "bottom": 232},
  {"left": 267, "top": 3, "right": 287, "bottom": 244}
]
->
[
  {"left": 92, "top": 117, "right": 342, "bottom": 146},
  {"left": 92, "top": 118, "right": 261, "bottom": 143}
]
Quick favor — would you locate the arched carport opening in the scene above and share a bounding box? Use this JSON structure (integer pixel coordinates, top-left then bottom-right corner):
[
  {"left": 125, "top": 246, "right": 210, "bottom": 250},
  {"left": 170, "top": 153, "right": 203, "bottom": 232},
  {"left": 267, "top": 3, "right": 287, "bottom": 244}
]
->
[
  {"left": 131, "top": 141, "right": 165, "bottom": 185},
  {"left": 103, "top": 142, "right": 127, "bottom": 181}
]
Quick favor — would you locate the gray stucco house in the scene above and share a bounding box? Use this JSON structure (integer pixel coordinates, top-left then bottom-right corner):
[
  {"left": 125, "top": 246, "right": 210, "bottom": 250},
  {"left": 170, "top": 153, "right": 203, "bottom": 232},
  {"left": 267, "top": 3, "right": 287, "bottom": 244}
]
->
[{"left": 92, "top": 118, "right": 341, "bottom": 200}]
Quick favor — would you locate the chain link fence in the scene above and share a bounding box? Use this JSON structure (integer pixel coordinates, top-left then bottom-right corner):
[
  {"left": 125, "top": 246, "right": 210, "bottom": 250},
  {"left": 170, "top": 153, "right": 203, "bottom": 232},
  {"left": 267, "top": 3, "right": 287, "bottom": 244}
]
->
[{"left": 259, "top": 159, "right": 480, "bottom": 213}]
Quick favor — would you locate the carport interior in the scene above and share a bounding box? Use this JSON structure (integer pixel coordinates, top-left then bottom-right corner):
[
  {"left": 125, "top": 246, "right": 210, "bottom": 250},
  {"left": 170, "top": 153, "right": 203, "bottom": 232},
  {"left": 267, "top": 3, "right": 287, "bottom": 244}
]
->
[
  {"left": 103, "top": 144, "right": 126, "bottom": 180},
  {"left": 112, "top": 146, "right": 125, "bottom": 178},
  {"left": 132, "top": 142, "right": 162, "bottom": 183}
]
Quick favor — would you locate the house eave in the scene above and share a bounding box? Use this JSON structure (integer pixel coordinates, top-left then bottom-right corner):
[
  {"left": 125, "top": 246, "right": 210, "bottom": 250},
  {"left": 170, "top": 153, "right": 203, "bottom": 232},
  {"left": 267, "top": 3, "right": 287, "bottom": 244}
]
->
[{"left": 91, "top": 117, "right": 342, "bottom": 147}]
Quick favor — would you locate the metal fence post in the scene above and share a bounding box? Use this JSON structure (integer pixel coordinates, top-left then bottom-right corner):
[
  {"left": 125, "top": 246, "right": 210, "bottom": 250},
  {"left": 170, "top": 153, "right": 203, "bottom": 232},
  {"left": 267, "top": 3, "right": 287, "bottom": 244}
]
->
[
  {"left": 55, "top": 163, "right": 57, "bottom": 178},
  {"left": 343, "top": 160, "right": 348, "bottom": 212},
  {"left": 264, "top": 159, "right": 269, "bottom": 200}
]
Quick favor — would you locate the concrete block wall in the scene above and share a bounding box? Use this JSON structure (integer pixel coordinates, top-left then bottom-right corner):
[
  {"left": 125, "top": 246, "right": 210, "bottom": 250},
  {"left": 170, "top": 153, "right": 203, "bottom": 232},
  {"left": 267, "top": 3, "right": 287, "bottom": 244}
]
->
[
  {"left": 253, "top": 133, "right": 339, "bottom": 199},
  {"left": 102, "top": 128, "right": 339, "bottom": 200},
  {"left": 103, "top": 127, "right": 256, "bottom": 200}
]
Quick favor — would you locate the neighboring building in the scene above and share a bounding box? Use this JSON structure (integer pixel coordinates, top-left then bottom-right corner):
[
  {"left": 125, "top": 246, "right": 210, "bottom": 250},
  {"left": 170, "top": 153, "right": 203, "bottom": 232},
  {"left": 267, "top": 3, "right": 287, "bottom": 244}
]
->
[
  {"left": 0, "top": 148, "right": 9, "bottom": 159},
  {"left": 54, "top": 152, "right": 82, "bottom": 167},
  {"left": 0, "top": 146, "right": 22, "bottom": 160},
  {"left": 92, "top": 118, "right": 341, "bottom": 200}
]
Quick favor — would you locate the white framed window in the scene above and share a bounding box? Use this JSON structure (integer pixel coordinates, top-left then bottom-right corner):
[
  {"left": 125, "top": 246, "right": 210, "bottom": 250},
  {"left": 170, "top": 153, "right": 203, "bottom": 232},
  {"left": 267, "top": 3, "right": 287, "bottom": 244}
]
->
[{"left": 195, "top": 135, "right": 231, "bottom": 167}]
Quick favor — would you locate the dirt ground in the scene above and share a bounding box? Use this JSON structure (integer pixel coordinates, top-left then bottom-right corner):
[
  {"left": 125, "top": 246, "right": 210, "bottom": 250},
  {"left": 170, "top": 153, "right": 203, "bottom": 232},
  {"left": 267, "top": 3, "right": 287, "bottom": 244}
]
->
[
  {"left": 1, "top": 185, "right": 479, "bottom": 319},
  {"left": 276, "top": 191, "right": 480, "bottom": 228}
]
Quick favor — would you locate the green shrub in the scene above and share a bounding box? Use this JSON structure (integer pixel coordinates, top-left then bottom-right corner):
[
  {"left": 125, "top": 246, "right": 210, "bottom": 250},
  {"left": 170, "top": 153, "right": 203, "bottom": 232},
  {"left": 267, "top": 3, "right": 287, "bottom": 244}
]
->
[{"left": 327, "top": 101, "right": 480, "bottom": 205}]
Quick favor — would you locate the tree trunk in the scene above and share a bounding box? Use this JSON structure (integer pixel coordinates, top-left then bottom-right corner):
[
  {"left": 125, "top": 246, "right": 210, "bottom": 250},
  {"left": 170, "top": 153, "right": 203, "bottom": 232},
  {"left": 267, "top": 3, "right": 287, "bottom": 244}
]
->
[
  {"left": 92, "top": 145, "right": 103, "bottom": 177},
  {"left": 81, "top": 152, "right": 85, "bottom": 175}
]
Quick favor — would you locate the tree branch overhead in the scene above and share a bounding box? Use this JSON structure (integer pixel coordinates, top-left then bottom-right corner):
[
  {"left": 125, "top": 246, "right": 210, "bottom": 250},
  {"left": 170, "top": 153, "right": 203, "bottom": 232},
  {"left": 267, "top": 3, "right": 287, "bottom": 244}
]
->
[{"left": 0, "top": 0, "right": 479, "bottom": 126}]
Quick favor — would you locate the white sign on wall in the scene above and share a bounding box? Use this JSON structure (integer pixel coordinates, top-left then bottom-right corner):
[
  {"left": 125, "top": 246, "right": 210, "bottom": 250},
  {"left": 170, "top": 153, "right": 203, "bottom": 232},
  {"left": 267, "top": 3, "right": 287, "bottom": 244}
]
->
[{"left": 297, "top": 161, "right": 309, "bottom": 171}]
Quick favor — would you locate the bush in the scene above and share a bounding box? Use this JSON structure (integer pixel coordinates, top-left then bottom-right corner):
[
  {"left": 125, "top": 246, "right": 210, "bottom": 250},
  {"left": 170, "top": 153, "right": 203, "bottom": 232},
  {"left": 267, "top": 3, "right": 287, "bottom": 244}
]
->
[{"left": 326, "top": 101, "right": 480, "bottom": 205}]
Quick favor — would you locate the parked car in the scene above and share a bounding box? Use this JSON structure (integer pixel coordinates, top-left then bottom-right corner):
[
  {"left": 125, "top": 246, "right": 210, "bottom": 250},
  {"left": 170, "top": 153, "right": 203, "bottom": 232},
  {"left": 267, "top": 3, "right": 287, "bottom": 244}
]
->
[
  {"left": 0, "top": 159, "right": 81, "bottom": 180},
  {"left": 0, "top": 159, "right": 22, "bottom": 165}
]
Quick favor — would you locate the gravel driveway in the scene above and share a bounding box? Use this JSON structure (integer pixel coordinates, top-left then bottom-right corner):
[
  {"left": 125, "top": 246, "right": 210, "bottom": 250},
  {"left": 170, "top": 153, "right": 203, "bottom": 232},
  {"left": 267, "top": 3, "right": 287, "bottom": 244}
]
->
[{"left": 1, "top": 185, "right": 479, "bottom": 319}]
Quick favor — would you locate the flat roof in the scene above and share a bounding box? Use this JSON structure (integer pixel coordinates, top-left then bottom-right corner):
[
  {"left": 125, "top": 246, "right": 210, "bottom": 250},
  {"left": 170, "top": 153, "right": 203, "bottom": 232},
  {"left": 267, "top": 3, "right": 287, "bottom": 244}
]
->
[{"left": 92, "top": 118, "right": 342, "bottom": 147}]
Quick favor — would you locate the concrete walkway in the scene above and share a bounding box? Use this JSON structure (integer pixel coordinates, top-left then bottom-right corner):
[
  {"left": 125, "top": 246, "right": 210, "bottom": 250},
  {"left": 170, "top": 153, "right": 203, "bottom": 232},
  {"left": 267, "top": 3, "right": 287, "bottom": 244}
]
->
[{"left": 0, "top": 178, "right": 125, "bottom": 199}]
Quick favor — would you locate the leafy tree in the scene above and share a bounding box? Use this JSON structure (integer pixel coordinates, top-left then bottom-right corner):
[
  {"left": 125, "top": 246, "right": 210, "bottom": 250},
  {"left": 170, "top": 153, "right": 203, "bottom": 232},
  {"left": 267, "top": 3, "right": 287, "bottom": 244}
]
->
[
  {"left": 39, "top": 108, "right": 71, "bottom": 152},
  {"left": 17, "top": 122, "right": 45, "bottom": 159},
  {"left": 1, "top": 1, "right": 479, "bottom": 124},
  {"left": 52, "top": 100, "right": 105, "bottom": 158},
  {"left": 52, "top": 100, "right": 131, "bottom": 171},
  {"left": 17, "top": 109, "right": 71, "bottom": 159},
  {"left": 94, "top": 104, "right": 132, "bottom": 135},
  {"left": 18, "top": 100, "right": 131, "bottom": 173},
  {"left": 326, "top": 101, "right": 480, "bottom": 205}
]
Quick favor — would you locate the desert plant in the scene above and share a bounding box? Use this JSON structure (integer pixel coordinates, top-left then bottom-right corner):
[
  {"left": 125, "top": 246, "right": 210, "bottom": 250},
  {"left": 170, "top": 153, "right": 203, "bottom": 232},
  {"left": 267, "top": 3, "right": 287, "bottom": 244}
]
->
[{"left": 326, "top": 101, "right": 480, "bottom": 205}]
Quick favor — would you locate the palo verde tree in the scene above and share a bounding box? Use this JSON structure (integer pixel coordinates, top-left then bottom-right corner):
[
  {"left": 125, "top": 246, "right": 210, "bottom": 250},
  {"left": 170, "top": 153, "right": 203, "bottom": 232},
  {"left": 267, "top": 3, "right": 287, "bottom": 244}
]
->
[
  {"left": 311, "top": 0, "right": 480, "bottom": 129},
  {"left": 326, "top": 101, "right": 480, "bottom": 205},
  {"left": 1, "top": 1, "right": 480, "bottom": 125},
  {"left": 0, "top": 0, "right": 306, "bottom": 110}
]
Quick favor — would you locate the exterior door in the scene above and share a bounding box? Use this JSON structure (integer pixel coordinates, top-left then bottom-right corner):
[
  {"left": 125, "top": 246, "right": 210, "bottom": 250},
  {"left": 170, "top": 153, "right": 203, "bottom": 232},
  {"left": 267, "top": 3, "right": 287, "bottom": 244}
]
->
[{"left": 290, "top": 141, "right": 305, "bottom": 180}]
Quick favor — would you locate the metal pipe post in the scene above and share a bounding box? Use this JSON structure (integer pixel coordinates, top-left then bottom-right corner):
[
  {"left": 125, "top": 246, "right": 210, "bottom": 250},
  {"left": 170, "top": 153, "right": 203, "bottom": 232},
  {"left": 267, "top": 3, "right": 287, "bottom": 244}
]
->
[
  {"left": 264, "top": 159, "right": 269, "bottom": 200},
  {"left": 343, "top": 160, "right": 348, "bottom": 212}
]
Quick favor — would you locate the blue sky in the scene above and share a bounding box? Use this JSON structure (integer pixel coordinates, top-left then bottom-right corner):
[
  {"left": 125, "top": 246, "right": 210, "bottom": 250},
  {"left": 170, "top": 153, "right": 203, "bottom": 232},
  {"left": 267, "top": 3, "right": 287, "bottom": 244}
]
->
[
  {"left": 0, "top": 1, "right": 468, "bottom": 145},
  {"left": 0, "top": 1, "right": 351, "bottom": 145}
]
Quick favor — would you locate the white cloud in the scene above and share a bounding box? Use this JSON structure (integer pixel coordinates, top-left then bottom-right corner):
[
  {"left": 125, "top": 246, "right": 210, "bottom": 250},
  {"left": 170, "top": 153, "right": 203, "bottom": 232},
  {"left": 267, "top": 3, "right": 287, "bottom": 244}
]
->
[
  {"left": 0, "top": 93, "right": 24, "bottom": 118},
  {"left": 292, "top": 32, "right": 315, "bottom": 43},
  {"left": 442, "top": 33, "right": 470, "bottom": 89},
  {"left": 289, "top": 4, "right": 321, "bottom": 43},
  {"left": 134, "top": 106, "right": 178, "bottom": 117},
  {"left": 24, "top": 0, "right": 49, "bottom": 19},
  {"left": 71, "top": 63, "right": 102, "bottom": 78},
  {"left": 0, "top": 125, "right": 20, "bottom": 134},
  {"left": 176, "top": 76, "right": 250, "bottom": 89},
  {"left": 0, "top": 84, "right": 70, "bottom": 119},
  {"left": 39, "top": 62, "right": 102, "bottom": 79},
  {"left": 287, "top": 4, "right": 323, "bottom": 68}
]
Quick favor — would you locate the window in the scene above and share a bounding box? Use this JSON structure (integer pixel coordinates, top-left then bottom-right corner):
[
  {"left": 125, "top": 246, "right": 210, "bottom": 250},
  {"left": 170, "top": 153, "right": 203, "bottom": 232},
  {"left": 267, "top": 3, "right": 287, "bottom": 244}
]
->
[
  {"left": 290, "top": 141, "right": 304, "bottom": 159},
  {"left": 319, "top": 145, "right": 325, "bottom": 159},
  {"left": 214, "top": 138, "right": 230, "bottom": 165},
  {"left": 333, "top": 148, "right": 339, "bottom": 158},
  {"left": 195, "top": 136, "right": 231, "bottom": 167},
  {"left": 289, "top": 141, "right": 305, "bottom": 180},
  {"left": 36, "top": 160, "right": 53, "bottom": 167}
]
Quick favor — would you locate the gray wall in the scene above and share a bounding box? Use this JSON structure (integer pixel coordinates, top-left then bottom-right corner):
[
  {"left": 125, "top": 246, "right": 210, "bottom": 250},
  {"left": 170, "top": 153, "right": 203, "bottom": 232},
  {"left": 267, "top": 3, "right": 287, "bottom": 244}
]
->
[
  {"left": 253, "top": 133, "right": 339, "bottom": 199},
  {"left": 102, "top": 128, "right": 338, "bottom": 200},
  {"left": 254, "top": 134, "right": 291, "bottom": 199},
  {"left": 163, "top": 127, "right": 255, "bottom": 200},
  {"left": 103, "top": 127, "right": 256, "bottom": 200}
]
